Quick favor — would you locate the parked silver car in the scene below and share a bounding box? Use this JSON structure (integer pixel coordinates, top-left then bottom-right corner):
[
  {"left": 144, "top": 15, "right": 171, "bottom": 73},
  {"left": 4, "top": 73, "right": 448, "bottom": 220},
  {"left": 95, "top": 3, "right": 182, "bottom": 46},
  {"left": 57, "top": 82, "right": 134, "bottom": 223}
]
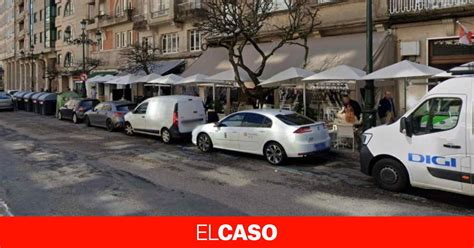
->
[
  {"left": 84, "top": 101, "right": 136, "bottom": 131},
  {"left": 192, "top": 109, "right": 331, "bottom": 165},
  {"left": 0, "top": 92, "right": 14, "bottom": 111}
]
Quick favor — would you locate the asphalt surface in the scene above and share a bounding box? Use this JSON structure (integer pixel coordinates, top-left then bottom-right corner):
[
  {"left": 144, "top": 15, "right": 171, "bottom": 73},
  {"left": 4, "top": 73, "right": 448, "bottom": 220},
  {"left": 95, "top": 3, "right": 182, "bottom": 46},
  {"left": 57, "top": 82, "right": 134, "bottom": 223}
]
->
[{"left": 0, "top": 110, "right": 473, "bottom": 216}]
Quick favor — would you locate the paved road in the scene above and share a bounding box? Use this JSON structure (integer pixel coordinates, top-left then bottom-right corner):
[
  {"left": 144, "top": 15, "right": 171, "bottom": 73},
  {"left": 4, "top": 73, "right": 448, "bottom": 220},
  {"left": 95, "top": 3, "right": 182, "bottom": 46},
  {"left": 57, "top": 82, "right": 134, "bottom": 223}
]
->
[{"left": 0, "top": 110, "right": 473, "bottom": 216}]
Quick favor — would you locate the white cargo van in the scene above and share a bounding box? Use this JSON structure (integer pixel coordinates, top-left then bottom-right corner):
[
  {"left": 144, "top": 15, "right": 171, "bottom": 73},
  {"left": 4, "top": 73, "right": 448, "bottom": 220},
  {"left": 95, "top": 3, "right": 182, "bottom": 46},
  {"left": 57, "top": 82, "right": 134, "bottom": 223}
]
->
[
  {"left": 361, "top": 77, "right": 474, "bottom": 196},
  {"left": 124, "top": 95, "right": 206, "bottom": 143}
]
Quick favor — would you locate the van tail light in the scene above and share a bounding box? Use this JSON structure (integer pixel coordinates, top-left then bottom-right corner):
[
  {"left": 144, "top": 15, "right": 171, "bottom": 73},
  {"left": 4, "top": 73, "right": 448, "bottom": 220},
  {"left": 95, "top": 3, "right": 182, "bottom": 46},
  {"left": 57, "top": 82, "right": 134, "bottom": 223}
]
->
[
  {"left": 78, "top": 107, "right": 85, "bottom": 113},
  {"left": 294, "top": 126, "right": 312, "bottom": 134},
  {"left": 173, "top": 112, "right": 179, "bottom": 127}
]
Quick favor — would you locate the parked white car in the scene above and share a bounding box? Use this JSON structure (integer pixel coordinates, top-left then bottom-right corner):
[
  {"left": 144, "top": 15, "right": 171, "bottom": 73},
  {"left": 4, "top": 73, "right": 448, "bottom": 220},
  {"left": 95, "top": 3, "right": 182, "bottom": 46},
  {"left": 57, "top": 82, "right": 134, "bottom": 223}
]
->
[
  {"left": 124, "top": 95, "right": 206, "bottom": 143},
  {"left": 192, "top": 109, "right": 331, "bottom": 165}
]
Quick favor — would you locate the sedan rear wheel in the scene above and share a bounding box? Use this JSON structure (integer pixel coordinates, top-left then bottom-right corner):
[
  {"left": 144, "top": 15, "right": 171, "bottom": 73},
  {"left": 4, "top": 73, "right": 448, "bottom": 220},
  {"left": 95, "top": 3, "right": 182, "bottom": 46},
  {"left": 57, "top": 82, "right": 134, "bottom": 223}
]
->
[
  {"left": 264, "top": 142, "right": 286, "bottom": 166},
  {"left": 124, "top": 122, "right": 134, "bottom": 136},
  {"left": 106, "top": 119, "right": 115, "bottom": 132},
  {"left": 197, "top": 133, "right": 213, "bottom": 152}
]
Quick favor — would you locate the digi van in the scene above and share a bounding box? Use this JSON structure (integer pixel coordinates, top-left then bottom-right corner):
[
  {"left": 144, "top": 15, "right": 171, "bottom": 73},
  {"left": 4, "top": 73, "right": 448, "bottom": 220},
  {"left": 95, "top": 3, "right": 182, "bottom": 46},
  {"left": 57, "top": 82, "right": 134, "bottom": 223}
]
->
[{"left": 361, "top": 75, "right": 474, "bottom": 196}]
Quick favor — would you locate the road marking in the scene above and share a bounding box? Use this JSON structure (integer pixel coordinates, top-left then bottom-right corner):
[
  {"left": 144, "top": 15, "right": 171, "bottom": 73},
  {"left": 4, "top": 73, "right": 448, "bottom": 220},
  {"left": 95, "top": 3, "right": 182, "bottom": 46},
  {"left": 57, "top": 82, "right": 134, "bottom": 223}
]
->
[{"left": 0, "top": 200, "right": 13, "bottom": 216}]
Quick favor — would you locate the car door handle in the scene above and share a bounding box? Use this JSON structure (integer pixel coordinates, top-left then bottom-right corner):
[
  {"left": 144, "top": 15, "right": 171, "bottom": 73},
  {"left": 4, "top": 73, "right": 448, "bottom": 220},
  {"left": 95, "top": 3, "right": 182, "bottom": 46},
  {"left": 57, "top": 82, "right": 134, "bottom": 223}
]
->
[
  {"left": 141, "top": 116, "right": 145, "bottom": 118},
  {"left": 443, "top": 143, "right": 461, "bottom": 149}
]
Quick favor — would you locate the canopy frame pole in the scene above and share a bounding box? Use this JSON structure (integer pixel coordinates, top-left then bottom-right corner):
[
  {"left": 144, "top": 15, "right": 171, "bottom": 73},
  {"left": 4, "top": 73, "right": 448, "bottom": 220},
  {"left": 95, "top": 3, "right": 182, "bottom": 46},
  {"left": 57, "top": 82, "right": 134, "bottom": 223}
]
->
[
  {"left": 303, "top": 82, "right": 307, "bottom": 116},
  {"left": 404, "top": 78, "right": 408, "bottom": 113},
  {"left": 213, "top": 83, "right": 216, "bottom": 108}
]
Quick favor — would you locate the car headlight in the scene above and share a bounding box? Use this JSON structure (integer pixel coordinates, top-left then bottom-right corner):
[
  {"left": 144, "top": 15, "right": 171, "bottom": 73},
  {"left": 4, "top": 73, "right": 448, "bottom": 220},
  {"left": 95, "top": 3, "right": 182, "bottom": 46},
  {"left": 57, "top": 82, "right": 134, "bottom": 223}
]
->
[{"left": 362, "top": 133, "right": 373, "bottom": 145}]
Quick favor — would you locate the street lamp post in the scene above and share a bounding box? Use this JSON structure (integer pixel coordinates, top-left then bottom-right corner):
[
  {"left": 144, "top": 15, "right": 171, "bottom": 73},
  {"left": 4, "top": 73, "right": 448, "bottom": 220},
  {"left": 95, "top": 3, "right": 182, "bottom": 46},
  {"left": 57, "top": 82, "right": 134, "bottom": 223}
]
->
[
  {"left": 65, "top": 19, "right": 102, "bottom": 97},
  {"left": 20, "top": 45, "right": 40, "bottom": 91},
  {"left": 363, "top": 0, "right": 376, "bottom": 130}
]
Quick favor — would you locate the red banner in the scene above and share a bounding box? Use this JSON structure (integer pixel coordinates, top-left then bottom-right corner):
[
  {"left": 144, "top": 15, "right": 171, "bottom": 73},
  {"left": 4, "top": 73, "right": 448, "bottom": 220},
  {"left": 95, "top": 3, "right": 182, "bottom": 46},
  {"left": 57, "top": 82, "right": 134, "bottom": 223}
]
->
[{"left": 0, "top": 217, "right": 472, "bottom": 248}]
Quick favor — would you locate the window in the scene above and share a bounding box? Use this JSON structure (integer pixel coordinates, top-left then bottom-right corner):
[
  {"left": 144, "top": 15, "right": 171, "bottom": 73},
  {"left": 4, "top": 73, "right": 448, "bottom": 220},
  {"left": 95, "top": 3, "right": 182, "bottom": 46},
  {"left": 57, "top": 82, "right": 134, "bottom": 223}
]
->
[
  {"left": 57, "top": 6, "right": 61, "bottom": 16},
  {"left": 242, "top": 113, "right": 272, "bottom": 128},
  {"left": 57, "top": 30, "right": 61, "bottom": 40},
  {"left": 162, "top": 33, "right": 179, "bottom": 54},
  {"left": 127, "top": 30, "right": 133, "bottom": 46},
  {"left": 115, "top": 33, "right": 120, "bottom": 48},
  {"left": 94, "top": 103, "right": 104, "bottom": 111},
  {"left": 64, "top": 1, "right": 74, "bottom": 16},
  {"left": 64, "top": 52, "right": 73, "bottom": 67},
  {"left": 33, "top": 34, "right": 37, "bottom": 44},
  {"left": 56, "top": 54, "right": 62, "bottom": 65},
  {"left": 134, "top": 102, "right": 148, "bottom": 114},
  {"left": 64, "top": 26, "right": 72, "bottom": 41},
  {"left": 276, "top": 114, "right": 315, "bottom": 126},
  {"left": 410, "top": 97, "right": 462, "bottom": 135},
  {"left": 33, "top": 12, "right": 37, "bottom": 23},
  {"left": 39, "top": 10, "right": 43, "bottom": 21},
  {"left": 115, "top": 0, "right": 131, "bottom": 17},
  {"left": 39, "top": 32, "right": 43, "bottom": 43},
  {"left": 151, "top": 0, "right": 169, "bottom": 17},
  {"left": 97, "top": 32, "right": 104, "bottom": 50},
  {"left": 121, "top": 32, "right": 126, "bottom": 47},
  {"left": 189, "top": 30, "right": 202, "bottom": 52},
  {"left": 219, "top": 113, "right": 245, "bottom": 127}
]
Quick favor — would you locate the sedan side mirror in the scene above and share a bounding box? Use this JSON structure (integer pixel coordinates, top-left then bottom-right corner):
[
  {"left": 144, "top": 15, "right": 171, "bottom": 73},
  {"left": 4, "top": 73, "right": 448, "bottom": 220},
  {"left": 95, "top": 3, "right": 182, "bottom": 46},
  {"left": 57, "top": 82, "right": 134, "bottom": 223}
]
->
[{"left": 400, "top": 117, "right": 413, "bottom": 137}]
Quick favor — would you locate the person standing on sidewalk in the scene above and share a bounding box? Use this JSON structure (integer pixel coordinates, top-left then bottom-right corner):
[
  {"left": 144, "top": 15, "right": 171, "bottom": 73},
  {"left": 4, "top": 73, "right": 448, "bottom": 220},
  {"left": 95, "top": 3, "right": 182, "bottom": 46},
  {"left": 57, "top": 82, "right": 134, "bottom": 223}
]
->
[{"left": 377, "top": 91, "right": 396, "bottom": 125}]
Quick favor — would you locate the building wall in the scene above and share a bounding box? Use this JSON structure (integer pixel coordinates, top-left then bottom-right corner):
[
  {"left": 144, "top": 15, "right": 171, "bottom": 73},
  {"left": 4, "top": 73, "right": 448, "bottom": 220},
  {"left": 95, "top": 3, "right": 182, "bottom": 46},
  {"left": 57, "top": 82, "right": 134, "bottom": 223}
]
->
[{"left": 388, "top": 3, "right": 474, "bottom": 113}]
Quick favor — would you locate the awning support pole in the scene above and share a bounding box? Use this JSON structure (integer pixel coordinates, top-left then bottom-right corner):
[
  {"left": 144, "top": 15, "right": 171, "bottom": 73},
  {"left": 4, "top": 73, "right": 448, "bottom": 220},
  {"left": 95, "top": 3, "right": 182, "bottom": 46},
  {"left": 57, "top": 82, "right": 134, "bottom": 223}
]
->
[
  {"left": 363, "top": 0, "right": 377, "bottom": 130},
  {"left": 303, "top": 82, "right": 307, "bottom": 116},
  {"left": 404, "top": 78, "right": 408, "bottom": 113}
]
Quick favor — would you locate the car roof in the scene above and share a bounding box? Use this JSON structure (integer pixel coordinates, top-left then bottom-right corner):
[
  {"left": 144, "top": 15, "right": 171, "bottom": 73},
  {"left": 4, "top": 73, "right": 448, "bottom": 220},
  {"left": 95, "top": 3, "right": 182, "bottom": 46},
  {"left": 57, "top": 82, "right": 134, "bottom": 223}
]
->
[
  {"left": 102, "top": 101, "right": 134, "bottom": 105},
  {"left": 146, "top": 95, "right": 201, "bottom": 102},
  {"left": 236, "top": 109, "right": 296, "bottom": 116}
]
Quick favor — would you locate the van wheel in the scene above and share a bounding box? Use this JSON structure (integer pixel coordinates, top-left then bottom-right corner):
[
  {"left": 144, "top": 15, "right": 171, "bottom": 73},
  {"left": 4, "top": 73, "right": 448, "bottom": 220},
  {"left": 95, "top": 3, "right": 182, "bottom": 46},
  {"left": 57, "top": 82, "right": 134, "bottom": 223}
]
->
[
  {"left": 72, "top": 113, "right": 79, "bottom": 124},
  {"left": 85, "top": 116, "right": 91, "bottom": 127},
  {"left": 264, "top": 142, "right": 286, "bottom": 166},
  {"left": 57, "top": 112, "right": 63, "bottom": 120},
  {"left": 197, "top": 133, "right": 213, "bottom": 152},
  {"left": 373, "top": 159, "right": 410, "bottom": 192},
  {"left": 124, "top": 122, "right": 134, "bottom": 136},
  {"left": 106, "top": 119, "right": 115, "bottom": 132},
  {"left": 161, "top": 128, "right": 172, "bottom": 144}
]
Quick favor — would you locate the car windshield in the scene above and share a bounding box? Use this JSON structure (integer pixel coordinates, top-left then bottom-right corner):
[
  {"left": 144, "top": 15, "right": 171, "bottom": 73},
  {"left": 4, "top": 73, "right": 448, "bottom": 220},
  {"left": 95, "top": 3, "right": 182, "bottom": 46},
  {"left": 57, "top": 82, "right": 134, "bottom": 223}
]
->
[
  {"left": 116, "top": 104, "right": 135, "bottom": 112},
  {"left": 0, "top": 93, "right": 10, "bottom": 99},
  {"left": 276, "top": 114, "right": 315, "bottom": 126}
]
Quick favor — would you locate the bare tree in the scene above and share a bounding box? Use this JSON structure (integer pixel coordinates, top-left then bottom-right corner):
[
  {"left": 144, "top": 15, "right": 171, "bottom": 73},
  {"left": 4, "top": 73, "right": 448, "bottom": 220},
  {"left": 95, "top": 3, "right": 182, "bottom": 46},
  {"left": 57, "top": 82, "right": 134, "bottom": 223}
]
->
[
  {"left": 120, "top": 42, "right": 160, "bottom": 75},
  {"left": 64, "top": 58, "right": 105, "bottom": 76},
  {"left": 198, "top": 0, "right": 320, "bottom": 100}
]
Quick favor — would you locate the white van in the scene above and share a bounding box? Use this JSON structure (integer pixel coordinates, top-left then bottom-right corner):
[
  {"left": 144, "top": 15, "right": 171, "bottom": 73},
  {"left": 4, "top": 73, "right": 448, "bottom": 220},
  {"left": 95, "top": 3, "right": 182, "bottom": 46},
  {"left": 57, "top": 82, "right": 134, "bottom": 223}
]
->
[
  {"left": 124, "top": 95, "right": 206, "bottom": 143},
  {"left": 361, "top": 77, "right": 474, "bottom": 196}
]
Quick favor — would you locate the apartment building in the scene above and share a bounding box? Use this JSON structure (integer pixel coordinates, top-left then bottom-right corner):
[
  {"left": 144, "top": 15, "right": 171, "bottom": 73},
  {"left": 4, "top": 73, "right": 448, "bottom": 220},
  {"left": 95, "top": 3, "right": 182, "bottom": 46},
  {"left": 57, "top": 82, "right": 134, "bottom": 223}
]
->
[
  {"left": 0, "top": 0, "right": 16, "bottom": 91},
  {"left": 386, "top": 0, "right": 474, "bottom": 110}
]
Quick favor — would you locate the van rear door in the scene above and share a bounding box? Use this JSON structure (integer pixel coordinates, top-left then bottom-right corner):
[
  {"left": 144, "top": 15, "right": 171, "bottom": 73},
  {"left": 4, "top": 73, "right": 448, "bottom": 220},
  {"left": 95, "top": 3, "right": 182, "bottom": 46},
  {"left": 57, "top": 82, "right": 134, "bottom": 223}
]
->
[{"left": 177, "top": 98, "right": 205, "bottom": 133}]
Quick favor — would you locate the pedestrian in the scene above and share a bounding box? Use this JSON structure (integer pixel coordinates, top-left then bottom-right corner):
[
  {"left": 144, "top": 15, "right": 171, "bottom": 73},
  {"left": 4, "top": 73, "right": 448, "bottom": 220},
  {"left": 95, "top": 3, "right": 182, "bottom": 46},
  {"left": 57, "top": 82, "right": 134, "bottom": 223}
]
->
[
  {"left": 91, "top": 86, "right": 97, "bottom": 99},
  {"left": 377, "top": 91, "right": 396, "bottom": 125},
  {"left": 341, "top": 94, "right": 362, "bottom": 123}
]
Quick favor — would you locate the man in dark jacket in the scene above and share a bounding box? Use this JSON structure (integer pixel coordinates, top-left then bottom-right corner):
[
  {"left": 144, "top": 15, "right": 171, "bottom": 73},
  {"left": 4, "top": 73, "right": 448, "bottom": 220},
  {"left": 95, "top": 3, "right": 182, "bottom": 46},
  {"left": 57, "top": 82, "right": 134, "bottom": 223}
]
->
[
  {"left": 342, "top": 94, "right": 362, "bottom": 121},
  {"left": 377, "top": 91, "right": 396, "bottom": 124}
]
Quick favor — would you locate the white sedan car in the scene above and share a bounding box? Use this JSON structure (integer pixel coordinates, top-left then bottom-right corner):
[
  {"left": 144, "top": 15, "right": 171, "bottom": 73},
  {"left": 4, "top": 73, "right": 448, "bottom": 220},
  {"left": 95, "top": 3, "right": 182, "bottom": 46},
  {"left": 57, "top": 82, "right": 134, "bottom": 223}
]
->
[{"left": 192, "top": 109, "right": 331, "bottom": 165}]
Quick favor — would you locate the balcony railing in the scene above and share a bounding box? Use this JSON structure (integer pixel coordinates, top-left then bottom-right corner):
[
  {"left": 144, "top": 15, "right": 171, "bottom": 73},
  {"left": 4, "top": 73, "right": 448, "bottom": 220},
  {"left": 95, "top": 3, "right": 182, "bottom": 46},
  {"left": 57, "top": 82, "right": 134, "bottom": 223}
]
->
[{"left": 389, "top": 0, "right": 474, "bottom": 15}]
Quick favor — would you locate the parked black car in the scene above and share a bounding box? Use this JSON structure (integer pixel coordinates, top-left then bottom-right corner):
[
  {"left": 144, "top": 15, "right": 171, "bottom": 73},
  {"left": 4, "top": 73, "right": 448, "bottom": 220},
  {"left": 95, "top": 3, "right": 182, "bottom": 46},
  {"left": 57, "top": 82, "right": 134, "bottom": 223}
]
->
[
  {"left": 84, "top": 101, "right": 136, "bottom": 132},
  {"left": 58, "top": 98, "right": 100, "bottom": 124}
]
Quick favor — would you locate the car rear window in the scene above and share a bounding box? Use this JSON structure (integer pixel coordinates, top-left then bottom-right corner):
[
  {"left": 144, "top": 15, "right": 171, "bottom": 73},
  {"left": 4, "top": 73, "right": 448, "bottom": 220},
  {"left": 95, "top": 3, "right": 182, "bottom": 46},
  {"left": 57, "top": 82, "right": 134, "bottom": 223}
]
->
[
  {"left": 116, "top": 104, "right": 135, "bottom": 112},
  {"left": 81, "top": 100, "right": 95, "bottom": 108},
  {"left": 0, "top": 93, "right": 10, "bottom": 99},
  {"left": 276, "top": 114, "right": 315, "bottom": 126}
]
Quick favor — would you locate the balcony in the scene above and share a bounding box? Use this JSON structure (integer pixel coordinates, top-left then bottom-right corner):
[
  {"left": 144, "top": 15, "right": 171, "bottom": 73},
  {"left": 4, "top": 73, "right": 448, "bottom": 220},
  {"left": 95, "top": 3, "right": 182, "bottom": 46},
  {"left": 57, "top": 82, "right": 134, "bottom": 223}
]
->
[
  {"left": 389, "top": 0, "right": 474, "bottom": 15},
  {"left": 97, "top": 8, "right": 134, "bottom": 28},
  {"left": 174, "top": 0, "right": 206, "bottom": 22}
]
